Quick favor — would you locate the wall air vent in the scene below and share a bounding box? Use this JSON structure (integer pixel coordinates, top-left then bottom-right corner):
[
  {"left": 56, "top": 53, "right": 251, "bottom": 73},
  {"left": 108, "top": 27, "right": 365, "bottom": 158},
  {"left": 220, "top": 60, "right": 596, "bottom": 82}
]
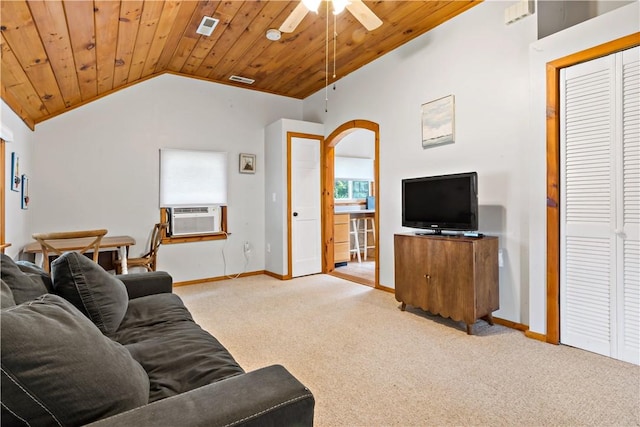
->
[
  {"left": 196, "top": 16, "right": 219, "bottom": 36},
  {"left": 229, "top": 75, "right": 256, "bottom": 85}
]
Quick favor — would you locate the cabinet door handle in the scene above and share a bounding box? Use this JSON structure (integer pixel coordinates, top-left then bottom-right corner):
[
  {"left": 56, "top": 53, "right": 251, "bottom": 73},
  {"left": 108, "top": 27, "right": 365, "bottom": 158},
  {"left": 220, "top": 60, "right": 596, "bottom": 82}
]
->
[{"left": 424, "top": 274, "right": 430, "bottom": 280}]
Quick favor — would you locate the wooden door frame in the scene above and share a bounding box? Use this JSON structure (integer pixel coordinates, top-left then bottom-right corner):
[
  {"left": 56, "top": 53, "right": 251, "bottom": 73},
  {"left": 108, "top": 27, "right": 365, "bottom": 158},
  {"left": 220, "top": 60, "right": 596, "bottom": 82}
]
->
[
  {"left": 1, "top": 139, "right": 6, "bottom": 253},
  {"left": 322, "top": 120, "right": 380, "bottom": 288},
  {"left": 287, "top": 131, "right": 325, "bottom": 279},
  {"left": 546, "top": 33, "right": 639, "bottom": 344}
]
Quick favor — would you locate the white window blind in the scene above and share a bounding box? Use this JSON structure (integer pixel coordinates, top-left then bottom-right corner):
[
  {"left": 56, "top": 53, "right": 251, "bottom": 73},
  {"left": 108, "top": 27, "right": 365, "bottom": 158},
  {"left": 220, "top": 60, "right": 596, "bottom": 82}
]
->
[
  {"left": 335, "top": 156, "right": 373, "bottom": 180},
  {"left": 160, "top": 149, "right": 227, "bottom": 207}
]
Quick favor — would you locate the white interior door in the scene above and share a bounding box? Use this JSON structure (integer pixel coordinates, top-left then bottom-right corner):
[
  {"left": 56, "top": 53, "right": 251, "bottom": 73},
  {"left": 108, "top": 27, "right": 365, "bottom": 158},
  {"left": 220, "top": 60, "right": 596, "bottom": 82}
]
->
[
  {"left": 560, "top": 46, "right": 639, "bottom": 365},
  {"left": 291, "top": 136, "right": 321, "bottom": 277}
]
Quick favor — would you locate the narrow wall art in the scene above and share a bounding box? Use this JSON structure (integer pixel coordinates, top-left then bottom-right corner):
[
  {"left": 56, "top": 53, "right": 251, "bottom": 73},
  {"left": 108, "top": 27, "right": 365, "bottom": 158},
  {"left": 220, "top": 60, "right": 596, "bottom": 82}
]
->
[
  {"left": 10, "top": 152, "right": 20, "bottom": 191},
  {"left": 21, "top": 175, "right": 29, "bottom": 210}
]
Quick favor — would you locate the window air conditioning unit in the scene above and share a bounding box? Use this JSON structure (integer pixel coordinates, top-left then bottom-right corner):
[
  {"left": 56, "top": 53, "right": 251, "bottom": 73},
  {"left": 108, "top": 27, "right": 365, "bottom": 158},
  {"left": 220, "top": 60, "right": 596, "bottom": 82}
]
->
[{"left": 169, "top": 206, "right": 220, "bottom": 236}]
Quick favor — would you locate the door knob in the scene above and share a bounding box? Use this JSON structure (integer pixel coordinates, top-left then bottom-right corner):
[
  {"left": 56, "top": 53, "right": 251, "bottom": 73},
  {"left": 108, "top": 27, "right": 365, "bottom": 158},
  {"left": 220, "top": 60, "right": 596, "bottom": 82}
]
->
[{"left": 293, "top": 212, "right": 299, "bottom": 217}]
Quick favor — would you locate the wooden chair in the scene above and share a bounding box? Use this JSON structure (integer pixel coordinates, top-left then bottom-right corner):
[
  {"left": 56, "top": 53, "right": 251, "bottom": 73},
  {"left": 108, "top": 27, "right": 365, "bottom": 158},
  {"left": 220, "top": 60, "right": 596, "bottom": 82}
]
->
[
  {"left": 31, "top": 229, "right": 108, "bottom": 273},
  {"left": 114, "top": 223, "right": 168, "bottom": 274}
]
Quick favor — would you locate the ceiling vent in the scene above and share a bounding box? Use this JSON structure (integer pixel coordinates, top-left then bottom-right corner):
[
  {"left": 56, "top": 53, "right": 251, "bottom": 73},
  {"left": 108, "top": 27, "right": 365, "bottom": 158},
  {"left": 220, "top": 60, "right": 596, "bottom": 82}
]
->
[
  {"left": 196, "top": 16, "right": 219, "bottom": 36},
  {"left": 229, "top": 75, "right": 255, "bottom": 85}
]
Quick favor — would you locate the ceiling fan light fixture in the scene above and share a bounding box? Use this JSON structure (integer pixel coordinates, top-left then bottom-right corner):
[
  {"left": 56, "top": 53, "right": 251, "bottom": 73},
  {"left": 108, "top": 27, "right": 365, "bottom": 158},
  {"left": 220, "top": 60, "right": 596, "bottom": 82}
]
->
[
  {"left": 302, "top": 0, "right": 322, "bottom": 13},
  {"left": 332, "top": 0, "right": 349, "bottom": 15}
]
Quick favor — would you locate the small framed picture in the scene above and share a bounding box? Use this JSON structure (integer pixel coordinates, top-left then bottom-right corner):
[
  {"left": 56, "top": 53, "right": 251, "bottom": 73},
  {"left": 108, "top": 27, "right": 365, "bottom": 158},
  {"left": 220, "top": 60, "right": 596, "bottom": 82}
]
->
[
  {"left": 21, "top": 174, "right": 29, "bottom": 210},
  {"left": 11, "top": 152, "right": 20, "bottom": 192},
  {"left": 239, "top": 153, "right": 256, "bottom": 174}
]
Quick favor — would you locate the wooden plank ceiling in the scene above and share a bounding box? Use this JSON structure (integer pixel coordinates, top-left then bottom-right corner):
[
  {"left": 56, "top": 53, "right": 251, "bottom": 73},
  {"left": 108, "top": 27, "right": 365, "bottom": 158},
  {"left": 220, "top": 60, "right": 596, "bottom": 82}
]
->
[{"left": 1, "top": 0, "right": 481, "bottom": 129}]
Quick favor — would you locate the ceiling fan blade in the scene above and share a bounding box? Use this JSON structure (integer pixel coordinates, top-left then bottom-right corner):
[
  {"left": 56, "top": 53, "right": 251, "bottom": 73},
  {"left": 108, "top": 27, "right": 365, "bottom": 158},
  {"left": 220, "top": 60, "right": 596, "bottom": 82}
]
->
[
  {"left": 279, "top": 2, "right": 309, "bottom": 33},
  {"left": 346, "top": 0, "right": 383, "bottom": 31}
]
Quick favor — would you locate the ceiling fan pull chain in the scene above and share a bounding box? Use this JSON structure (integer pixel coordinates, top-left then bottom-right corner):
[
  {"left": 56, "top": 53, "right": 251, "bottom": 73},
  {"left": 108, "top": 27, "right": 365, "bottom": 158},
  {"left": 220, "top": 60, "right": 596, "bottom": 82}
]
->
[{"left": 333, "top": 13, "right": 337, "bottom": 80}]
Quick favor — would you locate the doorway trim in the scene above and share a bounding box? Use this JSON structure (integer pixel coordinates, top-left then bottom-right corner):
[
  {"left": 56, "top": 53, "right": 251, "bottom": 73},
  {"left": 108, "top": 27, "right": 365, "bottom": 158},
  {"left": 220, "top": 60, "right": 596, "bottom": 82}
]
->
[
  {"left": 545, "top": 33, "right": 639, "bottom": 344},
  {"left": 322, "top": 120, "right": 380, "bottom": 288}
]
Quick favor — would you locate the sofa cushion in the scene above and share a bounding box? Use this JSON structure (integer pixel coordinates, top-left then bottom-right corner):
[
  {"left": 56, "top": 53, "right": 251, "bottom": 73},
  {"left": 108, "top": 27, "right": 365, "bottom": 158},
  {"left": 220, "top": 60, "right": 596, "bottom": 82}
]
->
[
  {"left": 0, "top": 294, "right": 149, "bottom": 426},
  {"left": 111, "top": 292, "right": 245, "bottom": 402},
  {"left": 0, "top": 253, "right": 48, "bottom": 304},
  {"left": 51, "top": 251, "right": 128, "bottom": 334},
  {"left": 16, "top": 259, "right": 54, "bottom": 292},
  {"left": 1, "top": 279, "right": 16, "bottom": 308}
]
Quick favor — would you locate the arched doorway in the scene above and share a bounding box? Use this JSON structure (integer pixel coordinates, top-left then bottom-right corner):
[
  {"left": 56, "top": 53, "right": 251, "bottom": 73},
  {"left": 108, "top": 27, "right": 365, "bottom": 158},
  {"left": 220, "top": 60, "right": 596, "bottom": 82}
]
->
[{"left": 322, "top": 120, "right": 380, "bottom": 288}]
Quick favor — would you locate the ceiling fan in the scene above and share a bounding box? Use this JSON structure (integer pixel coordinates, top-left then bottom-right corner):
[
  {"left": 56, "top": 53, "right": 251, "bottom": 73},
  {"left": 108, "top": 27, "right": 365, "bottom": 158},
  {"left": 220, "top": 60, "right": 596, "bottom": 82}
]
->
[{"left": 279, "top": 0, "right": 383, "bottom": 33}]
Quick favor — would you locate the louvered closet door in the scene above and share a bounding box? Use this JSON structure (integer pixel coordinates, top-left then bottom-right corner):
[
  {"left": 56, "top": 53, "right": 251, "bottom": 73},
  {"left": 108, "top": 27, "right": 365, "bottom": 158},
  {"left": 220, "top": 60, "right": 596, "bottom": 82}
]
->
[
  {"left": 560, "top": 46, "right": 639, "bottom": 365},
  {"left": 619, "top": 47, "right": 639, "bottom": 365}
]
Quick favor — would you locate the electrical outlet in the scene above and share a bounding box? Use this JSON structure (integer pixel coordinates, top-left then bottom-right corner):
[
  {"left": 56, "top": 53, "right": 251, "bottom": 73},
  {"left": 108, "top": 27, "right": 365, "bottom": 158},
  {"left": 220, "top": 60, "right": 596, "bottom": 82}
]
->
[
  {"left": 244, "top": 241, "right": 250, "bottom": 253},
  {"left": 266, "top": 243, "right": 271, "bottom": 253}
]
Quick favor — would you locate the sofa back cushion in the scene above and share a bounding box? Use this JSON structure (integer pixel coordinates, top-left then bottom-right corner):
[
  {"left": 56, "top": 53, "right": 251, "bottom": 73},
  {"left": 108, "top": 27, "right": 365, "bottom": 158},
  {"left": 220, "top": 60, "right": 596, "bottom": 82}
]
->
[
  {"left": 1, "top": 294, "right": 149, "bottom": 426},
  {"left": 0, "top": 253, "right": 48, "bottom": 304},
  {"left": 51, "top": 252, "right": 128, "bottom": 334},
  {"left": 16, "top": 259, "right": 54, "bottom": 292},
  {"left": 1, "top": 280, "right": 16, "bottom": 308}
]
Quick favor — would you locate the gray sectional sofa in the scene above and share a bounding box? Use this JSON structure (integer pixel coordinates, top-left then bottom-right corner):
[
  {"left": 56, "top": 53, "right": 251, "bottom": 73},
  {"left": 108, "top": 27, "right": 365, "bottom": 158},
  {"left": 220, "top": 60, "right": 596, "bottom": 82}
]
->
[{"left": 0, "top": 252, "right": 314, "bottom": 426}]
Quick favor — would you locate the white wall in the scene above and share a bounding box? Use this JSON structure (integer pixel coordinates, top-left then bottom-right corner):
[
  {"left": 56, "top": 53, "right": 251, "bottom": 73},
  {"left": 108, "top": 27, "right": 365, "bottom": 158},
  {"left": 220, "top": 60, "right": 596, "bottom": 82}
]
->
[
  {"left": 29, "top": 74, "right": 302, "bottom": 282},
  {"left": 527, "top": 2, "right": 640, "bottom": 334},
  {"left": 303, "top": 1, "right": 537, "bottom": 324},
  {"left": 1, "top": 101, "right": 36, "bottom": 258}
]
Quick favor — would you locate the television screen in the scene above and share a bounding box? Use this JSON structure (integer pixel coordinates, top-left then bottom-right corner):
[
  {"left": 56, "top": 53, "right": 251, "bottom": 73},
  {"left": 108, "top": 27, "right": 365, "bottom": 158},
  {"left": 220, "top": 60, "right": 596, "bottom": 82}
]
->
[{"left": 402, "top": 172, "right": 478, "bottom": 232}]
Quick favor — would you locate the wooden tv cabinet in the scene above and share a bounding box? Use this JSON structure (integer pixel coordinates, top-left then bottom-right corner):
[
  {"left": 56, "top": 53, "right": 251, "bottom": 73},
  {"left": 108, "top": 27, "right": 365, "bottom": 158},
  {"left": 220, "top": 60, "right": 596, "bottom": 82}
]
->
[{"left": 394, "top": 233, "right": 499, "bottom": 334}]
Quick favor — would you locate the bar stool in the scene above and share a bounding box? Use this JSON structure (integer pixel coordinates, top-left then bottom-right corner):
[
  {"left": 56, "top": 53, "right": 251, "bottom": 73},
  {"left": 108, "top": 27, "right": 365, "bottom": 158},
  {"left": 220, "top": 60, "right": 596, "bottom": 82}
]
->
[
  {"left": 349, "top": 218, "right": 361, "bottom": 263},
  {"left": 362, "top": 217, "right": 376, "bottom": 260}
]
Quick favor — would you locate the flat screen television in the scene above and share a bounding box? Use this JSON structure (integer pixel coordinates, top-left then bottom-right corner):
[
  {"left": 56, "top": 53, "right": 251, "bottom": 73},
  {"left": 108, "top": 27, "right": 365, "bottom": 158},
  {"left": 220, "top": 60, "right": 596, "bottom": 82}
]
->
[{"left": 402, "top": 172, "right": 478, "bottom": 233}]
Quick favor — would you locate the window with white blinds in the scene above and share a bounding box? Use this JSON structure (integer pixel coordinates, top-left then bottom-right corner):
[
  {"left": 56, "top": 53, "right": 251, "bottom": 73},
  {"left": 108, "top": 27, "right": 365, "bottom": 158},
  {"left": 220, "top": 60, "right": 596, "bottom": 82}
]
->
[
  {"left": 560, "top": 46, "right": 639, "bottom": 365},
  {"left": 159, "top": 149, "right": 227, "bottom": 207}
]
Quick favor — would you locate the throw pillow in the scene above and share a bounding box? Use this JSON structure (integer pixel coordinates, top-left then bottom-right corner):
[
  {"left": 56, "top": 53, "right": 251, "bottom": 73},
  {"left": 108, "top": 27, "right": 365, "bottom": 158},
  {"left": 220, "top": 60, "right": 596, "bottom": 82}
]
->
[
  {"left": 1, "top": 279, "right": 16, "bottom": 308},
  {"left": 0, "top": 253, "right": 48, "bottom": 304},
  {"left": 1, "top": 294, "right": 149, "bottom": 426},
  {"left": 51, "top": 251, "right": 128, "bottom": 334}
]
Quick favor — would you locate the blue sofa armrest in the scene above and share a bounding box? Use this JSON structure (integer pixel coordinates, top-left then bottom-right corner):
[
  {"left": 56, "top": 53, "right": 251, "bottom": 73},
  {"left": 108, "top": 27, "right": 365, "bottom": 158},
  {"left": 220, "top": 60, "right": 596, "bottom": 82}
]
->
[
  {"left": 115, "top": 271, "right": 172, "bottom": 300},
  {"left": 85, "top": 365, "right": 314, "bottom": 427}
]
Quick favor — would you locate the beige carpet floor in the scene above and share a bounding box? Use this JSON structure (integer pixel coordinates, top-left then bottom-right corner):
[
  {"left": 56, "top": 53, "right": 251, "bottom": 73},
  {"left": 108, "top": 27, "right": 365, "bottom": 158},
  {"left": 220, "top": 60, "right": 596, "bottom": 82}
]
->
[{"left": 174, "top": 274, "right": 640, "bottom": 426}]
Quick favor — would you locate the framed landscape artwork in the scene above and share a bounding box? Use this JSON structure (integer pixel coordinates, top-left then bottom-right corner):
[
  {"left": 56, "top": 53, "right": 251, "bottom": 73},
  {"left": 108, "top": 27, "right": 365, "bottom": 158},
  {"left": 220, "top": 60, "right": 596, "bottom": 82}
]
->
[{"left": 421, "top": 95, "right": 455, "bottom": 148}]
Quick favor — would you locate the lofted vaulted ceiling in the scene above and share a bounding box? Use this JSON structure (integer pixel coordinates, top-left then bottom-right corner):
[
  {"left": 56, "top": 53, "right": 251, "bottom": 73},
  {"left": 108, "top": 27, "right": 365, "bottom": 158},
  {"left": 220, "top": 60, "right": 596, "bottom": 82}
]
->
[{"left": 0, "top": 0, "right": 481, "bottom": 129}]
